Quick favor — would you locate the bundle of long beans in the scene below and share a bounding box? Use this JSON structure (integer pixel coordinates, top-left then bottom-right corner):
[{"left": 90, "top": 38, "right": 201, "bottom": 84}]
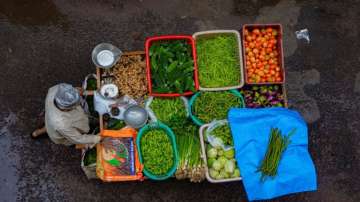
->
[{"left": 258, "top": 128, "right": 296, "bottom": 182}]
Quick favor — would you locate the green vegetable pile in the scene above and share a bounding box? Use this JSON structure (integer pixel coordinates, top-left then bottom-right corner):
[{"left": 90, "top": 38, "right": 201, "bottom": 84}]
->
[
  {"left": 207, "top": 145, "right": 240, "bottom": 180},
  {"left": 210, "top": 124, "right": 233, "bottom": 146},
  {"left": 258, "top": 128, "right": 296, "bottom": 181},
  {"left": 175, "top": 124, "right": 205, "bottom": 182},
  {"left": 149, "top": 40, "right": 195, "bottom": 94},
  {"left": 140, "top": 129, "right": 174, "bottom": 175},
  {"left": 149, "top": 97, "right": 188, "bottom": 129},
  {"left": 106, "top": 118, "right": 126, "bottom": 130},
  {"left": 193, "top": 91, "right": 242, "bottom": 123},
  {"left": 83, "top": 147, "right": 97, "bottom": 166},
  {"left": 86, "top": 78, "right": 97, "bottom": 90},
  {"left": 196, "top": 34, "right": 241, "bottom": 88},
  {"left": 148, "top": 97, "right": 205, "bottom": 182}
]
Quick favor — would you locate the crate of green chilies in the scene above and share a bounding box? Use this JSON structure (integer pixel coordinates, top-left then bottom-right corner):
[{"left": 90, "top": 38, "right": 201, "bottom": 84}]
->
[{"left": 193, "top": 30, "right": 245, "bottom": 91}]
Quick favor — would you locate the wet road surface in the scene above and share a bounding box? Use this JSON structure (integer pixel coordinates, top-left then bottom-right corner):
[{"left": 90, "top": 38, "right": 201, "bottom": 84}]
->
[{"left": 0, "top": 0, "right": 359, "bottom": 201}]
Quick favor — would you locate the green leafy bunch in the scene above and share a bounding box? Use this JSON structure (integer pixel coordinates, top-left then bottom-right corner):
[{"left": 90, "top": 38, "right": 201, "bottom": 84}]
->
[
  {"left": 149, "top": 40, "right": 195, "bottom": 93},
  {"left": 211, "top": 124, "right": 233, "bottom": 146},
  {"left": 150, "top": 97, "right": 188, "bottom": 129}
]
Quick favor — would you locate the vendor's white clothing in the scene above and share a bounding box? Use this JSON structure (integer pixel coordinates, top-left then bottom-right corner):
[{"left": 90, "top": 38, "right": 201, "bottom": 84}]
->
[{"left": 45, "top": 85, "right": 100, "bottom": 146}]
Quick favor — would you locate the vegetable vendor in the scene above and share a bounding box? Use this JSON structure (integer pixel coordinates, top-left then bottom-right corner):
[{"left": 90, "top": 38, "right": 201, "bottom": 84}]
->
[{"left": 31, "top": 83, "right": 101, "bottom": 146}]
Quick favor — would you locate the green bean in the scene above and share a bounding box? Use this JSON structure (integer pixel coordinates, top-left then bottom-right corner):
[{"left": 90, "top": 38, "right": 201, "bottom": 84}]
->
[{"left": 258, "top": 128, "right": 296, "bottom": 181}]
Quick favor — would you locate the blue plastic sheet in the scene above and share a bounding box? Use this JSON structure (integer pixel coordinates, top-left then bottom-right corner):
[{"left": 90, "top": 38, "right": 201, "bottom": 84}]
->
[{"left": 228, "top": 108, "right": 317, "bottom": 201}]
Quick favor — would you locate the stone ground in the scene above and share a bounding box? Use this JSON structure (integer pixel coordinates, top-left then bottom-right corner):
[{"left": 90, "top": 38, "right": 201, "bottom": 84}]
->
[{"left": 0, "top": 0, "right": 359, "bottom": 201}]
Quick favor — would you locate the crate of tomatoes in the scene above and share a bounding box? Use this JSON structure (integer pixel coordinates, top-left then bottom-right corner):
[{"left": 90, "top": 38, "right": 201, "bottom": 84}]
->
[{"left": 242, "top": 24, "right": 285, "bottom": 84}]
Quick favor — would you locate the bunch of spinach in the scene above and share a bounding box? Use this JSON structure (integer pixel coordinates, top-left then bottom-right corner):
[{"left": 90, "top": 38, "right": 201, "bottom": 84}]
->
[{"left": 149, "top": 40, "right": 195, "bottom": 93}]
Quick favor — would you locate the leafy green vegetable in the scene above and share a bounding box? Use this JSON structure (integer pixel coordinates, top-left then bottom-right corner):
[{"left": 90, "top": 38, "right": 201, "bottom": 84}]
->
[
  {"left": 150, "top": 97, "right": 188, "bottom": 129},
  {"left": 211, "top": 124, "right": 234, "bottom": 146},
  {"left": 149, "top": 40, "right": 195, "bottom": 93},
  {"left": 83, "top": 147, "right": 97, "bottom": 166},
  {"left": 196, "top": 34, "right": 240, "bottom": 88},
  {"left": 193, "top": 91, "right": 242, "bottom": 123},
  {"left": 107, "top": 118, "right": 126, "bottom": 130},
  {"left": 140, "top": 129, "right": 174, "bottom": 175}
]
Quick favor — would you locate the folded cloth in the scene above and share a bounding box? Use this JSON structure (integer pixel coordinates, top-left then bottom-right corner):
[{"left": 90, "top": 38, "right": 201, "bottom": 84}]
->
[{"left": 228, "top": 107, "right": 317, "bottom": 201}]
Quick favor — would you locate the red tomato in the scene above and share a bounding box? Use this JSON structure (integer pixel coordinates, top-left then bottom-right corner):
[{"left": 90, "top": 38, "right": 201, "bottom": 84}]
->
[
  {"left": 272, "top": 30, "right": 278, "bottom": 36},
  {"left": 253, "top": 29, "right": 260, "bottom": 35},
  {"left": 253, "top": 48, "right": 259, "bottom": 54},
  {"left": 246, "top": 36, "right": 253, "bottom": 42},
  {"left": 269, "top": 52, "right": 275, "bottom": 58},
  {"left": 250, "top": 57, "right": 256, "bottom": 63},
  {"left": 255, "top": 42, "right": 262, "bottom": 48},
  {"left": 259, "top": 55, "right": 265, "bottom": 61},
  {"left": 275, "top": 67, "right": 281, "bottom": 72},
  {"left": 244, "top": 29, "right": 249, "bottom": 36},
  {"left": 249, "top": 42, "right": 255, "bottom": 48}
]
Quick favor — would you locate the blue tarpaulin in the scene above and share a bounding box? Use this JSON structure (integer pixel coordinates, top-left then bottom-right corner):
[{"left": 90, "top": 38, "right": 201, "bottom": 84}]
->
[{"left": 228, "top": 107, "right": 317, "bottom": 201}]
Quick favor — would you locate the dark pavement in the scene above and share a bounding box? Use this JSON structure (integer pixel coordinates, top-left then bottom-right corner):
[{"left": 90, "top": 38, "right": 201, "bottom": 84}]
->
[{"left": 0, "top": 0, "right": 359, "bottom": 201}]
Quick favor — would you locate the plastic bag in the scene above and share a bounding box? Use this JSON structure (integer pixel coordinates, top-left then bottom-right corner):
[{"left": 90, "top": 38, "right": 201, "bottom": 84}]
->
[
  {"left": 94, "top": 91, "right": 116, "bottom": 115},
  {"left": 82, "top": 73, "right": 97, "bottom": 90},
  {"left": 93, "top": 92, "right": 137, "bottom": 120},
  {"left": 108, "top": 95, "right": 138, "bottom": 120},
  {"left": 81, "top": 148, "right": 97, "bottom": 179},
  {"left": 295, "top": 29, "right": 310, "bottom": 43},
  {"left": 97, "top": 128, "right": 144, "bottom": 182},
  {"left": 100, "top": 137, "right": 135, "bottom": 175},
  {"left": 205, "top": 120, "right": 233, "bottom": 151}
]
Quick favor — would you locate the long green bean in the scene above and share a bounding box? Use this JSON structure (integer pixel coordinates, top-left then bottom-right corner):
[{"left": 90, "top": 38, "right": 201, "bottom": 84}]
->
[
  {"left": 258, "top": 128, "right": 296, "bottom": 181},
  {"left": 193, "top": 91, "right": 241, "bottom": 123}
]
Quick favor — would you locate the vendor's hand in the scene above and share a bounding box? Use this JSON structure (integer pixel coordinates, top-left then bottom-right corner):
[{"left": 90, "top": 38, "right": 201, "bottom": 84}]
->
[
  {"left": 85, "top": 143, "right": 97, "bottom": 149},
  {"left": 76, "top": 87, "right": 84, "bottom": 95}
]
